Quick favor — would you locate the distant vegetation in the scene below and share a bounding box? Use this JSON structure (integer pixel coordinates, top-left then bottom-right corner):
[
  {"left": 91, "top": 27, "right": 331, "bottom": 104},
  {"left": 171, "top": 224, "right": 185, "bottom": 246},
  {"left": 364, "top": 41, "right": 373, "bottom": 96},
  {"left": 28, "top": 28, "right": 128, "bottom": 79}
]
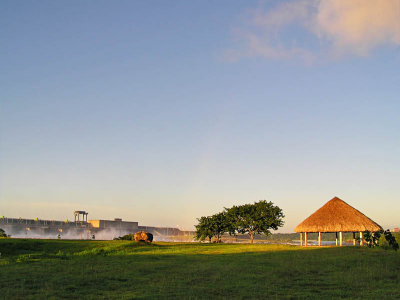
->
[
  {"left": 0, "top": 239, "right": 399, "bottom": 298},
  {"left": 195, "top": 200, "right": 284, "bottom": 243},
  {"left": 0, "top": 228, "right": 9, "bottom": 238},
  {"left": 113, "top": 233, "right": 135, "bottom": 240},
  {"left": 362, "top": 230, "right": 399, "bottom": 251}
]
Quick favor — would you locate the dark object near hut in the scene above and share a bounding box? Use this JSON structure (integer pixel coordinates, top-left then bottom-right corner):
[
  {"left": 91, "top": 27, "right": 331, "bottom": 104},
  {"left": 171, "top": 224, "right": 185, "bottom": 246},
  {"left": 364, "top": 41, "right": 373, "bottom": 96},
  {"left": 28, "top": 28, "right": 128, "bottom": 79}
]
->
[
  {"left": 383, "top": 230, "right": 399, "bottom": 251},
  {"left": 134, "top": 231, "right": 153, "bottom": 243}
]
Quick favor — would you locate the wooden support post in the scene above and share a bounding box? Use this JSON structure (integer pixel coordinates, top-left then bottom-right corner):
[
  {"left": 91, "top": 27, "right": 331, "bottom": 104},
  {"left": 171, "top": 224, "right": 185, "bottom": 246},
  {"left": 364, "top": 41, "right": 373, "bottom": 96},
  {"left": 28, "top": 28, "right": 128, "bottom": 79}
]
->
[
  {"left": 335, "top": 232, "right": 338, "bottom": 246},
  {"left": 339, "top": 231, "right": 343, "bottom": 246},
  {"left": 304, "top": 232, "right": 308, "bottom": 247},
  {"left": 318, "top": 232, "right": 321, "bottom": 246},
  {"left": 300, "top": 233, "right": 303, "bottom": 246},
  {"left": 360, "top": 232, "right": 363, "bottom": 246},
  {"left": 353, "top": 232, "right": 356, "bottom": 246}
]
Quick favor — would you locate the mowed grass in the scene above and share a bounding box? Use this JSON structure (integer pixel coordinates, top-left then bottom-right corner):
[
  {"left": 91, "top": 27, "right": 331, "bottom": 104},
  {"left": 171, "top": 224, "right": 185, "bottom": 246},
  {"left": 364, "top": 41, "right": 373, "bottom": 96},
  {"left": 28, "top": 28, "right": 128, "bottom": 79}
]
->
[{"left": 0, "top": 239, "right": 399, "bottom": 299}]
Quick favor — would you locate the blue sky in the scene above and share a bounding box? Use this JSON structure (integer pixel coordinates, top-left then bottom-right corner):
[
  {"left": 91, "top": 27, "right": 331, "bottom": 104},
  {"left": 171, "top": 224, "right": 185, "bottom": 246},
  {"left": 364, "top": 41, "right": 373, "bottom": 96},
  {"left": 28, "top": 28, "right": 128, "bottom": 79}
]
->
[{"left": 1, "top": 1, "right": 399, "bottom": 231}]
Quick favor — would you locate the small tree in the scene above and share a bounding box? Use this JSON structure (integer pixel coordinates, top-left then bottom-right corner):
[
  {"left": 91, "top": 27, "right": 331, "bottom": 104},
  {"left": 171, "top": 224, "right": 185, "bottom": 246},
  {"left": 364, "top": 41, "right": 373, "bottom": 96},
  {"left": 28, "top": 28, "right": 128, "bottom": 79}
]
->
[
  {"left": 361, "top": 230, "right": 399, "bottom": 251},
  {"left": 195, "top": 212, "right": 230, "bottom": 243},
  {"left": 383, "top": 230, "right": 399, "bottom": 251},
  {"left": 364, "top": 230, "right": 381, "bottom": 248},
  {"left": 0, "top": 228, "right": 8, "bottom": 238},
  {"left": 226, "top": 200, "right": 284, "bottom": 243},
  {"left": 195, "top": 216, "right": 215, "bottom": 242},
  {"left": 210, "top": 212, "right": 230, "bottom": 243}
]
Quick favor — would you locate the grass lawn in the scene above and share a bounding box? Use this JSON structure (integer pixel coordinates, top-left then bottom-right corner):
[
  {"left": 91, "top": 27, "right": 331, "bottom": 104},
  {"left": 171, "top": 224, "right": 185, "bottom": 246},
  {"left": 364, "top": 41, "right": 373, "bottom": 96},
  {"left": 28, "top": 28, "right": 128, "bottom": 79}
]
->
[{"left": 0, "top": 239, "right": 399, "bottom": 299}]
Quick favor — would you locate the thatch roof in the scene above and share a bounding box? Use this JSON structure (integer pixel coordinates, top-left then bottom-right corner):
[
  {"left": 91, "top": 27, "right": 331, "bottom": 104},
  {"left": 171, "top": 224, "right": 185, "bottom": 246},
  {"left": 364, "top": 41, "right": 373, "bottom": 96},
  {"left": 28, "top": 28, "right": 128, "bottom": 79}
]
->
[{"left": 295, "top": 197, "right": 382, "bottom": 233}]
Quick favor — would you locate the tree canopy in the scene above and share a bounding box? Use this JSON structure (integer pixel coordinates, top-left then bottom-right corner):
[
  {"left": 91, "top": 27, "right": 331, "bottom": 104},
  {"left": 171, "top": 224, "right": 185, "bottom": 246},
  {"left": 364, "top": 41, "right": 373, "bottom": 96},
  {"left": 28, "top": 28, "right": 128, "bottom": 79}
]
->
[
  {"left": 195, "top": 200, "right": 284, "bottom": 243},
  {"left": 226, "top": 200, "right": 284, "bottom": 243},
  {"left": 0, "top": 228, "right": 8, "bottom": 238},
  {"left": 195, "top": 212, "right": 230, "bottom": 243},
  {"left": 195, "top": 216, "right": 215, "bottom": 242}
]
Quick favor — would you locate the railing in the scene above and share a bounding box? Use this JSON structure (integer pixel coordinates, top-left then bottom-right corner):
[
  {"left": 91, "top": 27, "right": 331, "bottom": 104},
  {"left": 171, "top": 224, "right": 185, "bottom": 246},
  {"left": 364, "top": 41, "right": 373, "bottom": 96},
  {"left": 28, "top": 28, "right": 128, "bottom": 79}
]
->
[{"left": 0, "top": 217, "right": 88, "bottom": 227}]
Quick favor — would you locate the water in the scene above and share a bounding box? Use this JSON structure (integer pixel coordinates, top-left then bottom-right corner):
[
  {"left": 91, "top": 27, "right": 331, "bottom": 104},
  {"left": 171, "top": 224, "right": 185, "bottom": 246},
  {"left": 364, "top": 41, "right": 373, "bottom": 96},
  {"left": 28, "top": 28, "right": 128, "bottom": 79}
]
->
[{"left": 290, "top": 240, "right": 354, "bottom": 246}]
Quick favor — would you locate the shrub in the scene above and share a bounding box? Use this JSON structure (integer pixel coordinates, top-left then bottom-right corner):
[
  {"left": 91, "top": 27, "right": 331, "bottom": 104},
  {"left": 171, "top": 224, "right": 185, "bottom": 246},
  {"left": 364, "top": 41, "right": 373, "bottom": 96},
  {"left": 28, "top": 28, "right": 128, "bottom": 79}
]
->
[
  {"left": 114, "top": 233, "right": 135, "bottom": 240},
  {"left": 364, "top": 230, "right": 398, "bottom": 251},
  {"left": 383, "top": 230, "right": 399, "bottom": 251},
  {"left": 0, "top": 228, "right": 9, "bottom": 238},
  {"left": 364, "top": 230, "right": 381, "bottom": 248}
]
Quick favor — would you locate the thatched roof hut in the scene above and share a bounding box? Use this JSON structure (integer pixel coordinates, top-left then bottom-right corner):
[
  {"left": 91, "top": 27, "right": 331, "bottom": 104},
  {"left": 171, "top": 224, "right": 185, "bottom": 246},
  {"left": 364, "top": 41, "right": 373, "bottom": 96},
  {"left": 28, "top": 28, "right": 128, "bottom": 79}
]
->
[
  {"left": 295, "top": 197, "right": 382, "bottom": 233},
  {"left": 295, "top": 197, "right": 382, "bottom": 246}
]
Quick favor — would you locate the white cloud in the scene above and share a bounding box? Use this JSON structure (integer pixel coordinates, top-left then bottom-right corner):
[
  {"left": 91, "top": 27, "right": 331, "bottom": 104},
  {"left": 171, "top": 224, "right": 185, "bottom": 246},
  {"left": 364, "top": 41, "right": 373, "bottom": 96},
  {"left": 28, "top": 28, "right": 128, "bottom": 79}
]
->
[{"left": 228, "top": 0, "right": 400, "bottom": 61}]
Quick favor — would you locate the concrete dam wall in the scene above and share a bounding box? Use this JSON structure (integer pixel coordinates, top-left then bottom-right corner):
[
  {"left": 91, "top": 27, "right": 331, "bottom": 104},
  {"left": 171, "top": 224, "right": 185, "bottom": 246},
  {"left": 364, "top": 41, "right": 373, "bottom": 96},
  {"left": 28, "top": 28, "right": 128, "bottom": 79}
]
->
[{"left": 0, "top": 213, "right": 194, "bottom": 241}]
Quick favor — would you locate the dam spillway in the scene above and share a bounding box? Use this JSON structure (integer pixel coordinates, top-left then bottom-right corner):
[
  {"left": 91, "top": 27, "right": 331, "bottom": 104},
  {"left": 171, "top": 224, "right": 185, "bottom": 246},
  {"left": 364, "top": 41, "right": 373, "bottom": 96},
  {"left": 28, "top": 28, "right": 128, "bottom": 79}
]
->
[{"left": 0, "top": 211, "right": 194, "bottom": 241}]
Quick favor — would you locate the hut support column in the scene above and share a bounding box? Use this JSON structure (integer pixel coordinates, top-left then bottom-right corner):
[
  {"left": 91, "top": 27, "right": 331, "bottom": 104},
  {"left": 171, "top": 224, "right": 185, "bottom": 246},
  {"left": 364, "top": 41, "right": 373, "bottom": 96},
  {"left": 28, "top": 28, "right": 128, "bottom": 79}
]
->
[
  {"left": 318, "top": 232, "right": 321, "bottom": 246},
  {"left": 335, "top": 232, "right": 338, "bottom": 246},
  {"left": 339, "top": 231, "right": 343, "bottom": 246},
  {"left": 300, "top": 233, "right": 303, "bottom": 246},
  {"left": 304, "top": 232, "right": 308, "bottom": 247},
  {"left": 353, "top": 232, "right": 356, "bottom": 246},
  {"left": 360, "top": 232, "right": 363, "bottom": 246}
]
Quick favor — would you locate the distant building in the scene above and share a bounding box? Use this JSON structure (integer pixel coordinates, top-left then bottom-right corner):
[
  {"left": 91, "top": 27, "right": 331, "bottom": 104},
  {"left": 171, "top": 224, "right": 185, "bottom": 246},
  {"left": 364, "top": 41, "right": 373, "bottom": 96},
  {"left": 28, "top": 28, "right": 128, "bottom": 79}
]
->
[
  {"left": 0, "top": 212, "right": 191, "bottom": 240},
  {"left": 88, "top": 218, "right": 138, "bottom": 232}
]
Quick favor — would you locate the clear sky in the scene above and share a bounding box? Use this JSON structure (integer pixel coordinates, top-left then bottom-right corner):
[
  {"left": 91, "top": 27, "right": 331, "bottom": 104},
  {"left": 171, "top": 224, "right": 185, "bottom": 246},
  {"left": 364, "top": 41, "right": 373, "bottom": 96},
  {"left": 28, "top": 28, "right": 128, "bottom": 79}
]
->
[{"left": 1, "top": 0, "right": 399, "bottom": 232}]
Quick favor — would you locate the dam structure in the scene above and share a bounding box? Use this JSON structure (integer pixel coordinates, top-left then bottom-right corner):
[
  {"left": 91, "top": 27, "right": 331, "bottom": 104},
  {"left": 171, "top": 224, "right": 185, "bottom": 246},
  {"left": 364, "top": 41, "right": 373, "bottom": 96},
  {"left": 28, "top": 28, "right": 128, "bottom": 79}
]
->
[{"left": 0, "top": 210, "right": 194, "bottom": 240}]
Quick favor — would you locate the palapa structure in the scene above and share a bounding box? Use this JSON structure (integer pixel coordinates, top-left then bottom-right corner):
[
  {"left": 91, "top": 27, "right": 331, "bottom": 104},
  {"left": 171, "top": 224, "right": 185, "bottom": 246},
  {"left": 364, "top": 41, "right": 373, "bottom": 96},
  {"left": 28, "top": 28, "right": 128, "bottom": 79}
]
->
[{"left": 295, "top": 197, "right": 382, "bottom": 247}]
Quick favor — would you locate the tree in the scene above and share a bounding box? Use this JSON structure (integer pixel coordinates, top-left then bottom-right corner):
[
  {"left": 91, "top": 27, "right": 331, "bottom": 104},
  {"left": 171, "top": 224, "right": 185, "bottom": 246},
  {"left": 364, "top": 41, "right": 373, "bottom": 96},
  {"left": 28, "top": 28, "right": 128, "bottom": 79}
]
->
[
  {"left": 0, "top": 228, "right": 8, "bottom": 238},
  {"left": 195, "top": 216, "right": 215, "bottom": 242},
  {"left": 210, "top": 212, "right": 230, "bottom": 243},
  {"left": 364, "top": 229, "right": 399, "bottom": 251},
  {"left": 195, "top": 212, "right": 230, "bottom": 243},
  {"left": 383, "top": 230, "right": 399, "bottom": 251},
  {"left": 364, "top": 230, "right": 381, "bottom": 248},
  {"left": 226, "top": 200, "right": 284, "bottom": 243}
]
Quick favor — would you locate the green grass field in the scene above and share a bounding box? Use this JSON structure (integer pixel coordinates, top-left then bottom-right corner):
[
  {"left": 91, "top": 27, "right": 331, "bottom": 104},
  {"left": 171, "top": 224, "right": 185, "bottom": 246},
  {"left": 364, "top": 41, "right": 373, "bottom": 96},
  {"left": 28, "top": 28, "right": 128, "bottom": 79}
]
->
[{"left": 0, "top": 239, "right": 399, "bottom": 299}]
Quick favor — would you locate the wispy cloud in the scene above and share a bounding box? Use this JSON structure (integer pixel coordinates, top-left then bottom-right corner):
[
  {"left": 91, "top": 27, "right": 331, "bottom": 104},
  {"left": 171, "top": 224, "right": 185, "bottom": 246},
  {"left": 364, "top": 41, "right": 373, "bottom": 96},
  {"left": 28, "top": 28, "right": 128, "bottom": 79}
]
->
[
  {"left": 316, "top": 0, "right": 400, "bottom": 56},
  {"left": 227, "top": 0, "right": 400, "bottom": 62}
]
